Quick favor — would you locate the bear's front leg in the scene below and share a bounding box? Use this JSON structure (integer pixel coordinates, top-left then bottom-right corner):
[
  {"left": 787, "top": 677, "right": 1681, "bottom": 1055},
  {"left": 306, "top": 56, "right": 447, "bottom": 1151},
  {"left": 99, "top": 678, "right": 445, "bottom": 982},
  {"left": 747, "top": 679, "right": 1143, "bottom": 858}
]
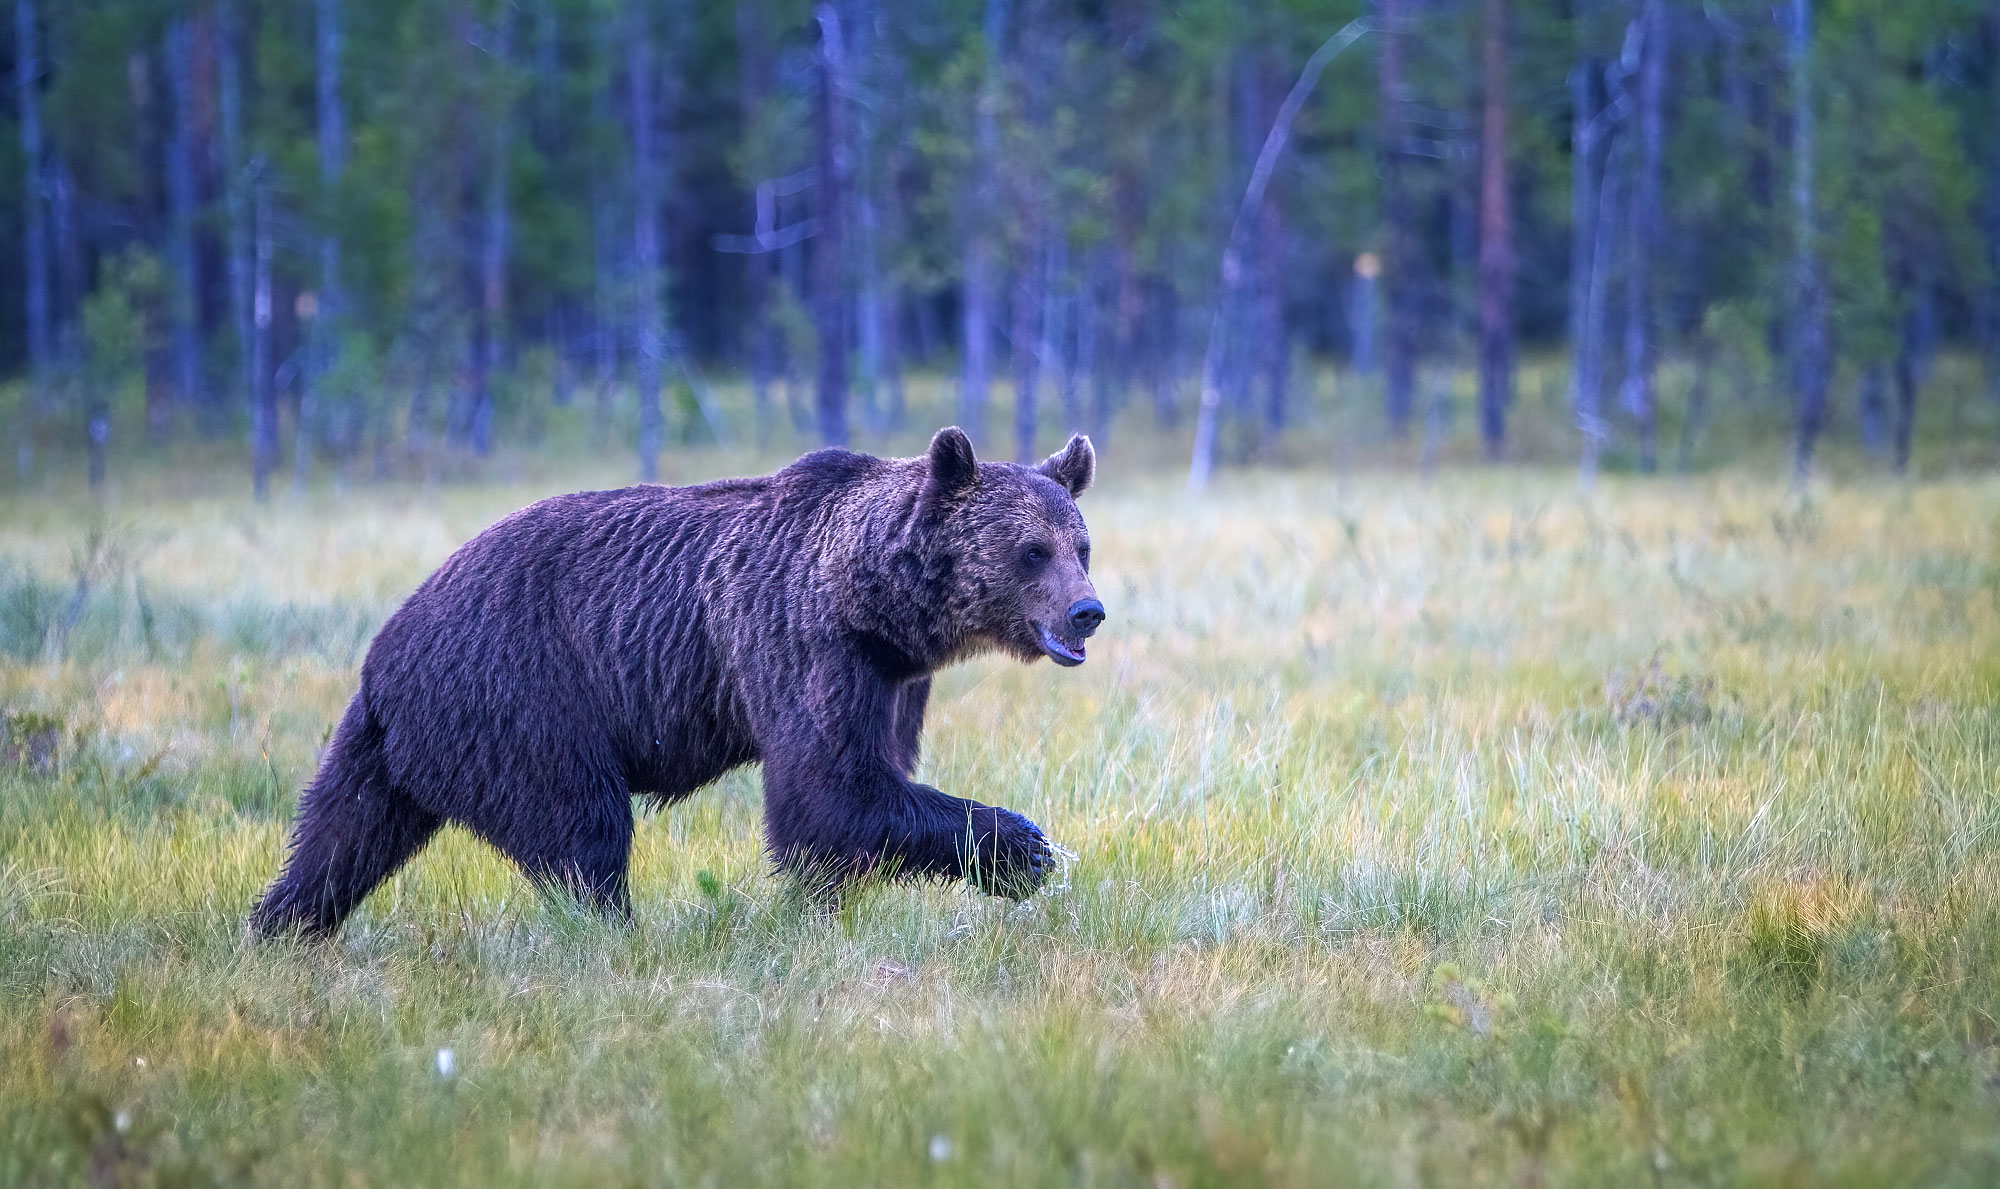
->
[
  {"left": 753, "top": 663, "right": 1055, "bottom": 899},
  {"left": 760, "top": 750, "right": 1054, "bottom": 900}
]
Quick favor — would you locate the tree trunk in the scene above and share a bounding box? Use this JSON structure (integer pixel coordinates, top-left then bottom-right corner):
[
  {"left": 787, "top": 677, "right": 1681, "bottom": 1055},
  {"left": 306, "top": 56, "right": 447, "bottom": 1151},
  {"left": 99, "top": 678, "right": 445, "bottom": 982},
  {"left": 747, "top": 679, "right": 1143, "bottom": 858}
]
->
[
  {"left": 1190, "top": 18, "right": 1369, "bottom": 488},
  {"left": 1350, "top": 254, "right": 1379, "bottom": 373},
  {"left": 1051, "top": 244, "right": 1079, "bottom": 438},
  {"left": 219, "top": 0, "right": 257, "bottom": 487},
  {"left": 961, "top": 0, "right": 1008, "bottom": 448},
  {"left": 848, "top": 0, "right": 886, "bottom": 435},
  {"left": 1893, "top": 293, "right": 1928, "bottom": 474},
  {"left": 1788, "top": 0, "right": 1830, "bottom": 482},
  {"left": 300, "top": 0, "right": 346, "bottom": 493},
  {"left": 1258, "top": 73, "right": 1288, "bottom": 449},
  {"left": 165, "top": 16, "right": 204, "bottom": 423},
  {"left": 590, "top": 179, "right": 619, "bottom": 442},
  {"left": 734, "top": 0, "right": 776, "bottom": 445},
  {"left": 252, "top": 174, "right": 279, "bottom": 499},
  {"left": 1676, "top": 332, "right": 1712, "bottom": 472},
  {"left": 128, "top": 48, "right": 172, "bottom": 440},
  {"left": 1859, "top": 363, "right": 1888, "bottom": 457},
  {"left": 470, "top": 7, "right": 514, "bottom": 458},
  {"left": 1379, "top": 0, "right": 1418, "bottom": 438},
  {"left": 1566, "top": 40, "right": 1597, "bottom": 445},
  {"left": 1580, "top": 102, "right": 1628, "bottom": 488},
  {"left": 876, "top": 7, "right": 909, "bottom": 435},
  {"left": 15, "top": 0, "right": 49, "bottom": 478},
  {"left": 1988, "top": 2, "right": 2000, "bottom": 404},
  {"left": 628, "top": 0, "right": 665, "bottom": 481},
  {"left": 1075, "top": 249, "right": 1101, "bottom": 440},
  {"left": 50, "top": 154, "right": 80, "bottom": 360},
  {"left": 813, "top": 4, "right": 851, "bottom": 448},
  {"left": 1477, "top": 0, "right": 1513, "bottom": 459},
  {"left": 1620, "top": 0, "right": 1664, "bottom": 472},
  {"left": 1012, "top": 245, "right": 1043, "bottom": 462}
]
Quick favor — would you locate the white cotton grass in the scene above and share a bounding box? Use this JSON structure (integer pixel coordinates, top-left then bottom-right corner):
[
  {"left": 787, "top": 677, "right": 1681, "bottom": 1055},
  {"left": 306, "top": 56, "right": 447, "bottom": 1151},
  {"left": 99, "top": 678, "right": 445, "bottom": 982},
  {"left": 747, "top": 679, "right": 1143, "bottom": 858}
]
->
[
  {"left": 435, "top": 1048, "right": 457, "bottom": 1079},
  {"left": 928, "top": 1134, "right": 954, "bottom": 1162}
]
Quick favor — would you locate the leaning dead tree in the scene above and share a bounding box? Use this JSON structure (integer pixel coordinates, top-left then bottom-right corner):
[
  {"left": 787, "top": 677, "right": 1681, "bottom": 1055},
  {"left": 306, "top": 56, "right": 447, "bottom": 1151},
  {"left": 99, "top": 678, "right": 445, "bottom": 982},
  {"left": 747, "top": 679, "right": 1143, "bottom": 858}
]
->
[{"left": 1188, "top": 17, "right": 1372, "bottom": 491}]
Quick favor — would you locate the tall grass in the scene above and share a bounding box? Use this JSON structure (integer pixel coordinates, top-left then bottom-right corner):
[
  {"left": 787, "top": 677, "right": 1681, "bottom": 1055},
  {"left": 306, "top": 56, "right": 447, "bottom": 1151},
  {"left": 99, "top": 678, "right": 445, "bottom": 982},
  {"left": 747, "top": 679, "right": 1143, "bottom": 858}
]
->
[{"left": 2, "top": 439, "right": 1998, "bottom": 1184}]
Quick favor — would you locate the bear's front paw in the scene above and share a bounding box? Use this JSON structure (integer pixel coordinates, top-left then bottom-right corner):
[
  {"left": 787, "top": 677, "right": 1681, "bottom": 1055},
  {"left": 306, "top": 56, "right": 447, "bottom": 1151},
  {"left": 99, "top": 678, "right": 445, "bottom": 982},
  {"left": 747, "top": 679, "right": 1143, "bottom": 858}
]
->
[{"left": 969, "top": 808, "right": 1054, "bottom": 900}]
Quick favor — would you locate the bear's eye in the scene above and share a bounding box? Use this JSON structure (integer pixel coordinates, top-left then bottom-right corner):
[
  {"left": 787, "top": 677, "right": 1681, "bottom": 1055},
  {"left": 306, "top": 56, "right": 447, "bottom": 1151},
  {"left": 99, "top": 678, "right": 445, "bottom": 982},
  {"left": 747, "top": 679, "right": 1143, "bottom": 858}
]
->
[
  {"left": 1022, "top": 544, "right": 1048, "bottom": 567},
  {"left": 1078, "top": 544, "right": 1091, "bottom": 567}
]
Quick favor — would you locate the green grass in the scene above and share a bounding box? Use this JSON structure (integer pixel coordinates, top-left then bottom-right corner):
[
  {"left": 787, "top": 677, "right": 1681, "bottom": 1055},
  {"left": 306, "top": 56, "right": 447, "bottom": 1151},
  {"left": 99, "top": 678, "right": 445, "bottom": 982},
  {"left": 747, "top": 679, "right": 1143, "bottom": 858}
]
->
[{"left": 3, "top": 396, "right": 2000, "bottom": 1183}]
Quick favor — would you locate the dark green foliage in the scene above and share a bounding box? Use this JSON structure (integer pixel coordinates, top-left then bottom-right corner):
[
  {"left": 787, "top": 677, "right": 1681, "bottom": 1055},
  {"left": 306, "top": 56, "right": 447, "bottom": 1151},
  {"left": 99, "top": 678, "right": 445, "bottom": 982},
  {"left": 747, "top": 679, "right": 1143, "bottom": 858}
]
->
[{"left": 3, "top": 0, "right": 1995, "bottom": 479}]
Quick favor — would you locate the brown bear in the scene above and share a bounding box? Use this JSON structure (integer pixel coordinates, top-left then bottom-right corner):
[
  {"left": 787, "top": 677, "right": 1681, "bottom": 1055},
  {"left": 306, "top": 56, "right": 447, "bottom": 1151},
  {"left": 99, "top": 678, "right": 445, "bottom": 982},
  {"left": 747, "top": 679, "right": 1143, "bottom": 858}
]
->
[{"left": 249, "top": 427, "right": 1103, "bottom": 938}]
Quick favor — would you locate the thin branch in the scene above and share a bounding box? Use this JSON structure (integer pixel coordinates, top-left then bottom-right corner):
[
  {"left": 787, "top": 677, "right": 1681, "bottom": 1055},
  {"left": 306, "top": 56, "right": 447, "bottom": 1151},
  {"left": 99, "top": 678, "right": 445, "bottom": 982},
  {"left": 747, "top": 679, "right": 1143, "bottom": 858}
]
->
[{"left": 1189, "top": 16, "right": 1373, "bottom": 490}]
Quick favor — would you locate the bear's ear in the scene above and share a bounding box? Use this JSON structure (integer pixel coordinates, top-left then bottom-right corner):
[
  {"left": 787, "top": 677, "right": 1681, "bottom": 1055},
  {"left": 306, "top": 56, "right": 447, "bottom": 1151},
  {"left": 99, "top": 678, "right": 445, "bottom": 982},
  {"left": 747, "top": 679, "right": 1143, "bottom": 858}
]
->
[
  {"left": 1037, "top": 434, "right": 1095, "bottom": 498},
  {"left": 924, "top": 426, "right": 979, "bottom": 503}
]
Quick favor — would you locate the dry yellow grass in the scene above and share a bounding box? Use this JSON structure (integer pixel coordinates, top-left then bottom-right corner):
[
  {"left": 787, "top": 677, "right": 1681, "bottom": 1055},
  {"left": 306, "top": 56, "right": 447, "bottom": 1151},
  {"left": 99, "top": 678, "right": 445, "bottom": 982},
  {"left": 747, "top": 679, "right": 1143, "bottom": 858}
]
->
[{"left": 2, "top": 435, "right": 1999, "bottom": 1184}]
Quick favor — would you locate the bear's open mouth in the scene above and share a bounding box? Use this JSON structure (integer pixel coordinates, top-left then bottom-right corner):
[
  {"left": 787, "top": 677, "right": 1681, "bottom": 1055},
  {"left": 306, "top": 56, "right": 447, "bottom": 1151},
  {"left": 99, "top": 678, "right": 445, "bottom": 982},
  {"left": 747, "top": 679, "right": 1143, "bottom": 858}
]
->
[{"left": 1036, "top": 624, "right": 1087, "bottom": 667}]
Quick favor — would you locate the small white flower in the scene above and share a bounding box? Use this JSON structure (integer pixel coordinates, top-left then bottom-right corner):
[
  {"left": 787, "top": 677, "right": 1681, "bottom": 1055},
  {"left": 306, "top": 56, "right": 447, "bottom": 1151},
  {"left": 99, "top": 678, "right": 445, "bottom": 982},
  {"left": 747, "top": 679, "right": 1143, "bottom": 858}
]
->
[
  {"left": 436, "top": 1048, "right": 457, "bottom": 1078},
  {"left": 928, "top": 1134, "right": 953, "bottom": 1163},
  {"left": 113, "top": 1110, "right": 131, "bottom": 1134}
]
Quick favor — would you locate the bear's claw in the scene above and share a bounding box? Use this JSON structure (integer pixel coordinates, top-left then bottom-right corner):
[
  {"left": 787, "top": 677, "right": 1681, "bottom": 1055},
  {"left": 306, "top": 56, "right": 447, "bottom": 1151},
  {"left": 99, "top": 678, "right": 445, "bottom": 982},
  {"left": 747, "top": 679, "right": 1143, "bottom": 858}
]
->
[{"left": 971, "top": 808, "right": 1055, "bottom": 900}]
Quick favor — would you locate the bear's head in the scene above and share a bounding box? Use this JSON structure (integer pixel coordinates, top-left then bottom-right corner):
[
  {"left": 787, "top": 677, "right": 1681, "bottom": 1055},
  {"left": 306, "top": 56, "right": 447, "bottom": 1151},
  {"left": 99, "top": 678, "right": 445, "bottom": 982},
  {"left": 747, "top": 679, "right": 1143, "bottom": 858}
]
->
[{"left": 920, "top": 426, "right": 1105, "bottom": 668}]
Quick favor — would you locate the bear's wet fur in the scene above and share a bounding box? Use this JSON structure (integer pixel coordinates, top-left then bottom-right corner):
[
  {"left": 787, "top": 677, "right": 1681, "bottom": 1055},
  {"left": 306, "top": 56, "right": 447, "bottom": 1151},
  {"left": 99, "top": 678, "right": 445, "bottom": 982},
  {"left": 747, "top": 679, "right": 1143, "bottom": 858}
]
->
[{"left": 249, "top": 427, "right": 1102, "bottom": 938}]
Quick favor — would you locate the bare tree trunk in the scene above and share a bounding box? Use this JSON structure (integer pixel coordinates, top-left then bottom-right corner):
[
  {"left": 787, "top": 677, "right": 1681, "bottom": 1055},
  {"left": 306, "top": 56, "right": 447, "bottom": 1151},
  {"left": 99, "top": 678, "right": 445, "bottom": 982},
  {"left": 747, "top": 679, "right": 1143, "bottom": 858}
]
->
[
  {"left": 628, "top": 0, "right": 665, "bottom": 481},
  {"left": 1048, "top": 244, "right": 1076, "bottom": 438},
  {"left": 961, "top": 0, "right": 1009, "bottom": 447},
  {"left": 252, "top": 175, "right": 278, "bottom": 499},
  {"left": 735, "top": 0, "right": 775, "bottom": 445},
  {"left": 50, "top": 154, "right": 79, "bottom": 363},
  {"left": 1892, "top": 292, "right": 1928, "bottom": 474},
  {"left": 1073, "top": 249, "right": 1099, "bottom": 439},
  {"left": 129, "top": 49, "right": 172, "bottom": 440},
  {"left": 470, "top": 7, "right": 514, "bottom": 458},
  {"left": 1988, "top": 1, "right": 2000, "bottom": 404},
  {"left": 165, "top": 16, "right": 204, "bottom": 423},
  {"left": 219, "top": 0, "right": 257, "bottom": 487},
  {"left": 1190, "top": 18, "right": 1370, "bottom": 488},
  {"left": 1477, "top": 0, "right": 1513, "bottom": 459},
  {"left": 1566, "top": 26, "right": 1604, "bottom": 461},
  {"left": 1379, "top": 0, "right": 1418, "bottom": 438},
  {"left": 1676, "top": 332, "right": 1712, "bottom": 472},
  {"left": 813, "top": 3, "right": 851, "bottom": 448},
  {"left": 1859, "top": 363, "right": 1888, "bottom": 457},
  {"left": 1788, "top": 0, "right": 1830, "bottom": 482},
  {"left": 1620, "top": 0, "right": 1664, "bottom": 472},
  {"left": 848, "top": 0, "right": 886, "bottom": 435},
  {"left": 1011, "top": 245, "right": 1043, "bottom": 462},
  {"left": 1580, "top": 132, "right": 1625, "bottom": 488},
  {"left": 590, "top": 178, "right": 619, "bottom": 441},
  {"left": 300, "top": 0, "right": 346, "bottom": 493},
  {"left": 15, "top": 0, "right": 49, "bottom": 478},
  {"left": 1350, "top": 254, "right": 1379, "bottom": 372},
  {"left": 1566, "top": 59, "right": 1592, "bottom": 412},
  {"left": 1258, "top": 79, "right": 1288, "bottom": 449},
  {"left": 1110, "top": 216, "right": 1140, "bottom": 419},
  {"left": 87, "top": 404, "right": 107, "bottom": 489},
  {"left": 532, "top": 0, "right": 567, "bottom": 416},
  {"left": 876, "top": 6, "right": 909, "bottom": 436}
]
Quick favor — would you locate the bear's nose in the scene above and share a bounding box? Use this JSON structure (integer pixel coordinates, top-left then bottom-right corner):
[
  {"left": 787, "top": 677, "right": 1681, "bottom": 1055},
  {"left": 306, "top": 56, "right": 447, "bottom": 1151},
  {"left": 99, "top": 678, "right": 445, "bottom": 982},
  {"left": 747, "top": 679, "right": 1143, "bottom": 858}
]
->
[{"left": 1067, "top": 598, "right": 1106, "bottom": 638}]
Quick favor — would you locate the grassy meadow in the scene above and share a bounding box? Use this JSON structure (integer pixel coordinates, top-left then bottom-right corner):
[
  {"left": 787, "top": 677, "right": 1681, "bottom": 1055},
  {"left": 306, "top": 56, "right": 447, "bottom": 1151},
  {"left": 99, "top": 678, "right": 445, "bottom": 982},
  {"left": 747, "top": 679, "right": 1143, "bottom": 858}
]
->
[{"left": 3, "top": 371, "right": 2000, "bottom": 1185}]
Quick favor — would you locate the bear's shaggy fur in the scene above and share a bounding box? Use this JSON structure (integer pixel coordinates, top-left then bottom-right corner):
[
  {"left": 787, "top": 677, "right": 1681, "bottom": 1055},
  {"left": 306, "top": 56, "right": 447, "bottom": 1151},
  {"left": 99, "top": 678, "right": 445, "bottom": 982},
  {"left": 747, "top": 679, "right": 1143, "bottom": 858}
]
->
[{"left": 250, "top": 427, "right": 1101, "bottom": 938}]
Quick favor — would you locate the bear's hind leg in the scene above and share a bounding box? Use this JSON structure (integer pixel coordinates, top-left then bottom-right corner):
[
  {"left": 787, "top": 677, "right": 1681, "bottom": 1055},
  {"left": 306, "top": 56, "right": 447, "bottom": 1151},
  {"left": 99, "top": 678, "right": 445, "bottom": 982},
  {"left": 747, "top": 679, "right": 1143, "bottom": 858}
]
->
[
  {"left": 250, "top": 703, "right": 440, "bottom": 939},
  {"left": 487, "top": 781, "right": 635, "bottom": 921}
]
